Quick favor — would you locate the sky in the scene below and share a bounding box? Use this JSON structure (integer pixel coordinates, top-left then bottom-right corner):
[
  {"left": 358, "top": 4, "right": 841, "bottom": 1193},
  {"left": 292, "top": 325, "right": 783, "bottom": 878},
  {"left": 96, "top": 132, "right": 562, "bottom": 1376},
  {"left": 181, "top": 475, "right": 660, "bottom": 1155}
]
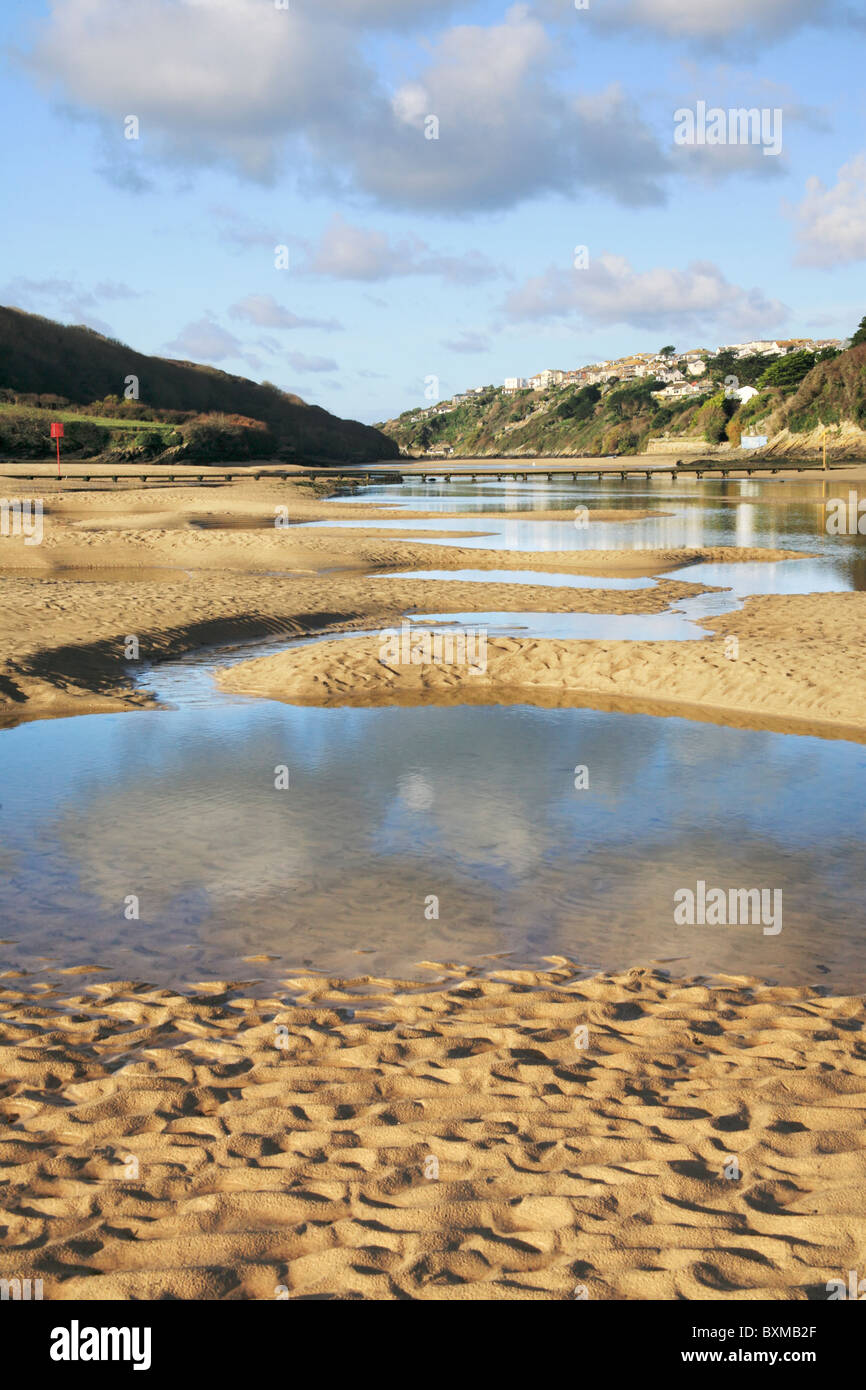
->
[{"left": 0, "top": 0, "right": 864, "bottom": 425}]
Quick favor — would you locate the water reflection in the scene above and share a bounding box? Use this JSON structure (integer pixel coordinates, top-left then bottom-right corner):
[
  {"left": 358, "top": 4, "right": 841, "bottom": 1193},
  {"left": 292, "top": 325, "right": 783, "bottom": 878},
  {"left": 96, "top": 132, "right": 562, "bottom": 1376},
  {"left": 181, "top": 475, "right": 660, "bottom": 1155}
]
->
[
  {"left": 1, "top": 690, "right": 864, "bottom": 993},
  {"left": 315, "top": 476, "right": 866, "bottom": 593},
  {"left": 3, "top": 477, "right": 864, "bottom": 995}
]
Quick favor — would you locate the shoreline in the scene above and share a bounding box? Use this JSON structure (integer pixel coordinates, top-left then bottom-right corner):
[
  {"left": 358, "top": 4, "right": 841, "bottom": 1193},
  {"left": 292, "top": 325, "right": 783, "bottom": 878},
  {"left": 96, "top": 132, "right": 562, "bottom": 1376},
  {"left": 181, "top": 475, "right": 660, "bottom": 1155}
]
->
[{"left": 2, "top": 473, "right": 866, "bottom": 1302}]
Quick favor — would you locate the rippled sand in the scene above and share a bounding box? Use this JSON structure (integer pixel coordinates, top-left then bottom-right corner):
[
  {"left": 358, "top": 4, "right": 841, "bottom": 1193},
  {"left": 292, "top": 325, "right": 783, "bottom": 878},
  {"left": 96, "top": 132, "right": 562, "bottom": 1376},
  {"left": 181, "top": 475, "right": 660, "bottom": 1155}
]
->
[{"left": 2, "top": 963, "right": 865, "bottom": 1300}]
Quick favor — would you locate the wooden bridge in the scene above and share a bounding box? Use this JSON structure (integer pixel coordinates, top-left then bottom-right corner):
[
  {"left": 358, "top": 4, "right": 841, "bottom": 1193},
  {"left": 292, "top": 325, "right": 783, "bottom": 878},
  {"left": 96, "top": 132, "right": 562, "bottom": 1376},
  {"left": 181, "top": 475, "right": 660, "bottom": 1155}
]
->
[
  {"left": 0, "top": 469, "right": 403, "bottom": 487},
  {"left": 671, "top": 458, "right": 850, "bottom": 479},
  {"left": 0, "top": 458, "right": 855, "bottom": 487}
]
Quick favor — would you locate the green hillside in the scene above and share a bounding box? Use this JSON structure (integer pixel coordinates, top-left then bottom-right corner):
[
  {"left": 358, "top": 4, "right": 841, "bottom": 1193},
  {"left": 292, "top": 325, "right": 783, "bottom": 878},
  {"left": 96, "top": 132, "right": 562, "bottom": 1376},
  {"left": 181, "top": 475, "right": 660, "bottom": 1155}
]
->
[
  {"left": 0, "top": 306, "right": 398, "bottom": 463},
  {"left": 379, "top": 379, "right": 722, "bottom": 457},
  {"left": 380, "top": 338, "right": 866, "bottom": 458}
]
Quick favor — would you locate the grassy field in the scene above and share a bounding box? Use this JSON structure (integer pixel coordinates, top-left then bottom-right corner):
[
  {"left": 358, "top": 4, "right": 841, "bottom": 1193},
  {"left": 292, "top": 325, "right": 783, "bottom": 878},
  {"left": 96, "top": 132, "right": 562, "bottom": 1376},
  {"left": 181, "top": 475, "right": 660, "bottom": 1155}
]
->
[{"left": 0, "top": 403, "right": 176, "bottom": 433}]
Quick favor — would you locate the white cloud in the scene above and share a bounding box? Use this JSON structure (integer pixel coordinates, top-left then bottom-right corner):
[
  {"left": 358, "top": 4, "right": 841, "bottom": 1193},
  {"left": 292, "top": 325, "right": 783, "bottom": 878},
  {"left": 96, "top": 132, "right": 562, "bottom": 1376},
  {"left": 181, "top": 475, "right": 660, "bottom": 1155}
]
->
[
  {"left": 442, "top": 330, "right": 490, "bottom": 354},
  {"left": 1, "top": 275, "right": 139, "bottom": 334},
  {"left": 545, "top": 0, "right": 846, "bottom": 47},
  {"left": 788, "top": 155, "right": 866, "bottom": 267},
  {"left": 22, "top": 1, "right": 669, "bottom": 211},
  {"left": 164, "top": 314, "right": 246, "bottom": 363},
  {"left": 285, "top": 352, "right": 339, "bottom": 374},
  {"left": 346, "top": 10, "right": 668, "bottom": 210},
  {"left": 228, "top": 294, "right": 342, "bottom": 332},
  {"left": 305, "top": 215, "right": 500, "bottom": 284},
  {"left": 326, "top": 0, "right": 462, "bottom": 24},
  {"left": 25, "top": 0, "right": 372, "bottom": 182},
  {"left": 503, "top": 255, "right": 787, "bottom": 336}
]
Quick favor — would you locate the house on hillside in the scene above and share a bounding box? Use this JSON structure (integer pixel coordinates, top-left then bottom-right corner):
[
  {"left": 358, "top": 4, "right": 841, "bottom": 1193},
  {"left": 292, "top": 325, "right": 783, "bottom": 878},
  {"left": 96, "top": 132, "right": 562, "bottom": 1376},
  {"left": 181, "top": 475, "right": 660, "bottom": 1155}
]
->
[
  {"left": 653, "top": 380, "right": 707, "bottom": 401},
  {"left": 529, "top": 369, "right": 565, "bottom": 390}
]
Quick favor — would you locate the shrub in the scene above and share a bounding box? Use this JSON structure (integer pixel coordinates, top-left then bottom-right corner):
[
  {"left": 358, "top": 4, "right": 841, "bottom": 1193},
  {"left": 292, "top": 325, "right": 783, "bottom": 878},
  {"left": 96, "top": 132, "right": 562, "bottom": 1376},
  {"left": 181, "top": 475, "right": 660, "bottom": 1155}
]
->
[
  {"left": 557, "top": 384, "right": 601, "bottom": 422},
  {"left": 180, "top": 413, "right": 277, "bottom": 461},
  {"left": 726, "top": 417, "right": 742, "bottom": 446}
]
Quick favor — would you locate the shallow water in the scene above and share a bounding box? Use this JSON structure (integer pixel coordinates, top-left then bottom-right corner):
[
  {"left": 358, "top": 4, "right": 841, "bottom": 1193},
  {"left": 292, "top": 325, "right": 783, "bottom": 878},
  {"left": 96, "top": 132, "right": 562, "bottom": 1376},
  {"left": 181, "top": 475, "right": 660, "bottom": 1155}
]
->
[
  {"left": 380, "top": 568, "right": 657, "bottom": 591},
  {"left": 413, "top": 608, "right": 711, "bottom": 641},
  {"left": 311, "top": 475, "right": 866, "bottom": 595},
  {"left": 1, "top": 670, "right": 864, "bottom": 992},
  {"left": 2, "top": 475, "right": 865, "bottom": 994}
]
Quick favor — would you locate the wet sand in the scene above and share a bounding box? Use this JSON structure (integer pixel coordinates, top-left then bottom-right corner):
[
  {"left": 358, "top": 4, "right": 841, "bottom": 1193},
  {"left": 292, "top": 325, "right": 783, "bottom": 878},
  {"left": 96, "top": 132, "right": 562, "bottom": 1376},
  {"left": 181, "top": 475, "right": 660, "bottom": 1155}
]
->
[{"left": 0, "top": 474, "right": 807, "bottom": 722}]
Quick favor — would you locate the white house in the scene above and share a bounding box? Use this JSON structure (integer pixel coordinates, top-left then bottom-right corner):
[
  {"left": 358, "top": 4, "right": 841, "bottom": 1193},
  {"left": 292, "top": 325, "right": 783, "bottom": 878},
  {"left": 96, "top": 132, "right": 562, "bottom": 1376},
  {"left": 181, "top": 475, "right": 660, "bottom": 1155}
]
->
[
  {"left": 503, "top": 377, "right": 527, "bottom": 393},
  {"left": 736, "top": 341, "right": 784, "bottom": 357},
  {"left": 529, "top": 369, "right": 565, "bottom": 390},
  {"left": 653, "top": 381, "right": 708, "bottom": 401}
]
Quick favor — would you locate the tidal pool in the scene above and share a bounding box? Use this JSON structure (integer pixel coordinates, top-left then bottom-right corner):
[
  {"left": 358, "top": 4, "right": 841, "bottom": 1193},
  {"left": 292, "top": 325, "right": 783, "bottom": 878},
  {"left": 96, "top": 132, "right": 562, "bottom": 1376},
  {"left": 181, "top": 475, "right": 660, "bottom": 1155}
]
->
[
  {"left": 1, "top": 643, "right": 864, "bottom": 994},
  {"left": 2, "top": 477, "right": 864, "bottom": 995}
]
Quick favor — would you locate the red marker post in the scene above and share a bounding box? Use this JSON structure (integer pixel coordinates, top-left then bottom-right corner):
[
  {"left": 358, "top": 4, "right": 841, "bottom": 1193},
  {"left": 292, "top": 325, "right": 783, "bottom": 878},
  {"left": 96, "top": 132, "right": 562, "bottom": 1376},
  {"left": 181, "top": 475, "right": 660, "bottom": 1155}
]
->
[{"left": 50, "top": 421, "right": 64, "bottom": 479}]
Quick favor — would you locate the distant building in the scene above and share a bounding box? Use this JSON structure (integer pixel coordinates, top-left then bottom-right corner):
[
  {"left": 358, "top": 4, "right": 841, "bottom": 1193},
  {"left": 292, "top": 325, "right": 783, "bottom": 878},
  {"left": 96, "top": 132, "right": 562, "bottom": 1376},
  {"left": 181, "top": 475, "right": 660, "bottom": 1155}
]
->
[
  {"left": 503, "top": 377, "right": 527, "bottom": 393},
  {"left": 529, "top": 369, "right": 565, "bottom": 390},
  {"left": 730, "top": 341, "right": 784, "bottom": 358},
  {"left": 653, "top": 381, "right": 708, "bottom": 401}
]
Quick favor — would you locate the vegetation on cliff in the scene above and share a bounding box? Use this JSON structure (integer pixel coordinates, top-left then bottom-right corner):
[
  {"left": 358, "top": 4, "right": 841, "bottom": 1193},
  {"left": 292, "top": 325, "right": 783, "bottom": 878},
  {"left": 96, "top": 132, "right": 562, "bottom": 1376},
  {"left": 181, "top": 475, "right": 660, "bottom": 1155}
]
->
[{"left": 380, "top": 332, "right": 865, "bottom": 457}]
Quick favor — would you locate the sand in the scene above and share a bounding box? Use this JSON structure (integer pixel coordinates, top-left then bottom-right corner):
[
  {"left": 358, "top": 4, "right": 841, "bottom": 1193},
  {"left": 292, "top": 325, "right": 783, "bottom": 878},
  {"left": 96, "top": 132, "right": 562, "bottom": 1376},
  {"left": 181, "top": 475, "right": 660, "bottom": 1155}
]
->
[
  {"left": 216, "top": 593, "right": 866, "bottom": 742},
  {"left": 0, "top": 472, "right": 811, "bottom": 723},
  {"left": 2, "top": 963, "right": 866, "bottom": 1300},
  {"left": 2, "top": 471, "right": 865, "bottom": 1301}
]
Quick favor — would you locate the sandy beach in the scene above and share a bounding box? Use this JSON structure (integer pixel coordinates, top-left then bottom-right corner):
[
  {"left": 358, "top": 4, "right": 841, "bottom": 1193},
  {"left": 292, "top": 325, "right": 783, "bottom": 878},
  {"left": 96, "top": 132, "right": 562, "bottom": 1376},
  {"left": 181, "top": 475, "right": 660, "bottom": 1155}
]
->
[
  {"left": 2, "top": 470, "right": 866, "bottom": 1301},
  {"left": 3, "top": 962, "right": 866, "bottom": 1301},
  {"left": 6, "top": 0, "right": 866, "bottom": 1327}
]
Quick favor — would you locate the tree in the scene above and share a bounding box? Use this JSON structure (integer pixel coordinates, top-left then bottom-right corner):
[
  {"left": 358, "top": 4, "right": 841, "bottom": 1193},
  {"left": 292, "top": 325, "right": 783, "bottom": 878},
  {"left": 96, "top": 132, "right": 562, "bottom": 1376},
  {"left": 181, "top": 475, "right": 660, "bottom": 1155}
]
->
[
  {"left": 557, "top": 384, "right": 601, "bottom": 422},
  {"left": 758, "top": 350, "right": 816, "bottom": 393},
  {"left": 659, "top": 345, "right": 676, "bottom": 357},
  {"left": 850, "top": 316, "right": 866, "bottom": 348},
  {"left": 708, "top": 351, "right": 769, "bottom": 389}
]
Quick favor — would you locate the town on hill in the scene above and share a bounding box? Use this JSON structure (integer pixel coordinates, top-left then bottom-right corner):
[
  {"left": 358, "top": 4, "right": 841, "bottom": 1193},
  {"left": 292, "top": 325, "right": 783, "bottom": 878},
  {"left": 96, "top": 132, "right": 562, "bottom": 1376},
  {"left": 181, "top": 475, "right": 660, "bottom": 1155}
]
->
[{"left": 381, "top": 330, "right": 864, "bottom": 461}]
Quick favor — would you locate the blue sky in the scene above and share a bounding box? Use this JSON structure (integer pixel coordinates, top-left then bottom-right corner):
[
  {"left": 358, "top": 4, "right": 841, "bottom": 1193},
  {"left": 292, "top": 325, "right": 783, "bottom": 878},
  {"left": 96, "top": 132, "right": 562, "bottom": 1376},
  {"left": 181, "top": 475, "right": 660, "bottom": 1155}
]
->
[{"left": 1, "top": 0, "right": 864, "bottom": 424}]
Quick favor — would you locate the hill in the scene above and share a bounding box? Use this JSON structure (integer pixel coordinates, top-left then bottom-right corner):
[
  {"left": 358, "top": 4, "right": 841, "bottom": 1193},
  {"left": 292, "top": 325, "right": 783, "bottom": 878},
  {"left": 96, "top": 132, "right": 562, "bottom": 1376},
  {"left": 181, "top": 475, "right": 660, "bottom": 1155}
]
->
[
  {"left": 380, "top": 342, "right": 866, "bottom": 459},
  {"left": 379, "top": 379, "right": 722, "bottom": 458},
  {"left": 0, "top": 306, "right": 398, "bottom": 463}
]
